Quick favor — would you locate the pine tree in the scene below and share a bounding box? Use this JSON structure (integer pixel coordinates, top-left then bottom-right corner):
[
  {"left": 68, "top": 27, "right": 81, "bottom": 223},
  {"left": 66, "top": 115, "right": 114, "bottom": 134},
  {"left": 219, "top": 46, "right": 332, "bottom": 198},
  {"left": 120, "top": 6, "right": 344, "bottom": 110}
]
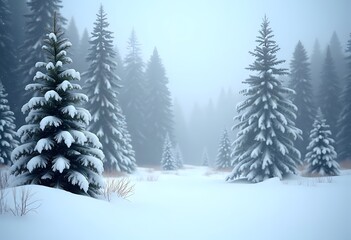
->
[
  {"left": 305, "top": 109, "right": 340, "bottom": 176},
  {"left": 17, "top": 0, "right": 66, "bottom": 115},
  {"left": 310, "top": 39, "right": 324, "bottom": 104},
  {"left": 289, "top": 41, "right": 315, "bottom": 156},
  {"left": 337, "top": 33, "right": 351, "bottom": 162},
  {"left": 319, "top": 46, "right": 340, "bottom": 135},
  {"left": 144, "top": 48, "right": 173, "bottom": 165},
  {"left": 0, "top": 82, "right": 18, "bottom": 165},
  {"left": 161, "top": 133, "right": 176, "bottom": 170},
  {"left": 8, "top": 0, "right": 28, "bottom": 48},
  {"left": 0, "top": 0, "right": 19, "bottom": 120},
  {"left": 65, "top": 17, "right": 80, "bottom": 70},
  {"left": 114, "top": 46, "right": 125, "bottom": 84},
  {"left": 216, "top": 129, "right": 232, "bottom": 169},
  {"left": 120, "top": 30, "right": 147, "bottom": 164},
  {"left": 76, "top": 28, "right": 90, "bottom": 75},
  {"left": 85, "top": 6, "right": 136, "bottom": 173},
  {"left": 173, "top": 144, "right": 184, "bottom": 169},
  {"left": 227, "top": 16, "right": 302, "bottom": 183},
  {"left": 10, "top": 16, "right": 105, "bottom": 198},
  {"left": 201, "top": 148, "right": 210, "bottom": 166},
  {"left": 329, "top": 32, "right": 347, "bottom": 85}
]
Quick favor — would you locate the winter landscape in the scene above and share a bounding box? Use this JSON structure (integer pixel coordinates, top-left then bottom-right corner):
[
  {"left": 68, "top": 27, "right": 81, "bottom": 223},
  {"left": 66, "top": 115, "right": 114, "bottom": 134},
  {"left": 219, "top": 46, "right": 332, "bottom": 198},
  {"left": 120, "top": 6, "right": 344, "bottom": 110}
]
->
[{"left": 0, "top": 0, "right": 351, "bottom": 239}]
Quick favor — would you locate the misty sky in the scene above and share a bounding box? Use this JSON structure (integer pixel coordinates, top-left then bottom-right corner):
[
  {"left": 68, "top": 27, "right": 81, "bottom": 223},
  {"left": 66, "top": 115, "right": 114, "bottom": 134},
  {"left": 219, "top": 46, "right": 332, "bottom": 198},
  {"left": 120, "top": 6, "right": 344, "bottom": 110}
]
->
[{"left": 62, "top": 0, "right": 351, "bottom": 116}]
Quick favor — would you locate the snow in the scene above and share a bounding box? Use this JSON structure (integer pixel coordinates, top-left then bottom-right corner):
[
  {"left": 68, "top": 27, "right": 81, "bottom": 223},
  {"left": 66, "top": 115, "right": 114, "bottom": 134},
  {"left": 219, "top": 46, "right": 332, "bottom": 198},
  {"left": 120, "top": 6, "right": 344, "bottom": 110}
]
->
[
  {"left": 59, "top": 69, "right": 81, "bottom": 81},
  {"left": 39, "top": 116, "right": 62, "bottom": 130},
  {"left": 48, "top": 33, "right": 57, "bottom": 42},
  {"left": 1, "top": 166, "right": 350, "bottom": 240}
]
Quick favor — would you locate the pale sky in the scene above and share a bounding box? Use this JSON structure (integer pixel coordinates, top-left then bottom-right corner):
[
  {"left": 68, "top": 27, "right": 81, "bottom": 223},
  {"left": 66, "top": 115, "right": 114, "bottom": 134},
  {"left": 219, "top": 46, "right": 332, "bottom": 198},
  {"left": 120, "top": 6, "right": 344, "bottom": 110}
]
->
[{"left": 62, "top": 0, "right": 351, "bottom": 115}]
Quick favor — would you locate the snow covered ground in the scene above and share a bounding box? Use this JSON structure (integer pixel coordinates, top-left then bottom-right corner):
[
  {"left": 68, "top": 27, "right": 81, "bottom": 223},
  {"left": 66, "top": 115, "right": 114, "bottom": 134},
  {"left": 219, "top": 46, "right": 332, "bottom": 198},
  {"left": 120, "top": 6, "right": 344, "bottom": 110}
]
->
[{"left": 1, "top": 166, "right": 351, "bottom": 240}]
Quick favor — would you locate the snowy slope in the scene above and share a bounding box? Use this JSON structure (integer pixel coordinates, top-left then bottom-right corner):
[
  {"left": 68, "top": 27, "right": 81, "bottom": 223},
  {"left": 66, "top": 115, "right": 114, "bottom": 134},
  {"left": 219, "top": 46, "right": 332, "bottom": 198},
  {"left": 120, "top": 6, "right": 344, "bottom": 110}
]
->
[{"left": 1, "top": 166, "right": 351, "bottom": 240}]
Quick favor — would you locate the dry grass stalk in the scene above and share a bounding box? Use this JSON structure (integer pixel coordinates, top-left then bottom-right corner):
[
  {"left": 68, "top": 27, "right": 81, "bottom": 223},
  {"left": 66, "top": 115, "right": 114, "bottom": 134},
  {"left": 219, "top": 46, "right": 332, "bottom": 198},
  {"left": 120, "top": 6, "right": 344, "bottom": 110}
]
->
[{"left": 103, "top": 178, "right": 135, "bottom": 201}]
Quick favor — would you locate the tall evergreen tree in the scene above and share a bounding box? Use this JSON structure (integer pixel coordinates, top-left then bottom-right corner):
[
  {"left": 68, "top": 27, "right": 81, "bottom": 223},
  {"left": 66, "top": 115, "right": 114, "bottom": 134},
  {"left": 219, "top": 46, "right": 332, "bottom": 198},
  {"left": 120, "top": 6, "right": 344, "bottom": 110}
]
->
[
  {"left": 114, "top": 46, "right": 125, "bottom": 84},
  {"left": 76, "top": 28, "right": 90, "bottom": 75},
  {"left": 161, "top": 133, "right": 176, "bottom": 170},
  {"left": 0, "top": 82, "right": 18, "bottom": 165},
  {"left": 0, "top": 0, "right": 19, "bottom": 120},
  {"left": 310, "top": 39, "right": 323, "bottom": 98},
  {"left": 10, "top": 17, "right": 104, "bottom": 198},
  {"left": 289, "top": 41, "right": 315, "bottom": 156},
  {"left": 227, "top": 16, "right": 302, "bottom": 183},
  {"left": 337, "top": 33, "right": 351, "bottom": 162},
  {"left": 216, "top": 129, "right": 232, "bottom": 169},
  {"left": 65, "top": 17, "right": 80, "bottom": 70},
  {"left": 85, "top": 6, "right": 136, "bottom": 173},
  {"left": 8, "top": 0, "right": 28, "bottom": 48},
  {"left": 329, "top": 32, "right": 347, "bottom": 85},
  {"left": 319, "top": 46, "right": 340, "bottom": 135},
  {"left": 17, "top": 0, "right": 66, "bottom": 119},
  {"left": 120, "top": 30, "right": 147, "bottom": 164},
  {"left": 144, "top": 48, "right": 173, "bottom": 165},
  {"left": 305, "top": 109, "right": 340, "bottom": 176}
]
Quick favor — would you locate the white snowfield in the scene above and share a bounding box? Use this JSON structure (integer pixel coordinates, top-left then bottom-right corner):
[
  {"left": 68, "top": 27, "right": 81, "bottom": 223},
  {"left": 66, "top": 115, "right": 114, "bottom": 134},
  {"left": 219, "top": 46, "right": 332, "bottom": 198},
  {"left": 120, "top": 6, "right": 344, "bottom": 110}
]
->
[{"left": 0, "top": 166, "right": 350, "bottom": 240}]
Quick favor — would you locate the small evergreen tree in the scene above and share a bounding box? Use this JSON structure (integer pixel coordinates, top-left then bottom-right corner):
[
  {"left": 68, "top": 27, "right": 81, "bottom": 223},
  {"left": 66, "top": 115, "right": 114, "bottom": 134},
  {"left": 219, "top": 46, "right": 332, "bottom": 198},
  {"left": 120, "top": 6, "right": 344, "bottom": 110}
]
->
[
  {"left": 10, "top": 16, "right": 105, "bottom": 198},
  {"left": 144, "top": 48, "right": 174, "bottom": 165},
  {"left": 319, "top": 46, "right": 340, "bottom": 135},
  {"left": 0, "top": 82, "right": 18, "bottom": 165},
  {"left": 289, "top": 41, "right": 315, "bottom": 156},
  {"left": 85, "top": 5, "right": 136, "bottom": 173},
  {"left": 337, "top": 33, "right": 351, "bottom": 162},
  {"left": 173, "top": 144, "right": 184, "bottom": 169},
  {"left": 161, "top": 133, "right": 176, "bottom": 170},
  {"left": 202, "top": 148, "right": 209, "bottom": 166},
  {"left": 305, "top": 109, "right": 340, "bottom": 176},
  {"left": 215, "top": 129, "right": 232, "bottom": 169},
  {"left": 227, "top": 16, "right": 302, "bottom": 183}
]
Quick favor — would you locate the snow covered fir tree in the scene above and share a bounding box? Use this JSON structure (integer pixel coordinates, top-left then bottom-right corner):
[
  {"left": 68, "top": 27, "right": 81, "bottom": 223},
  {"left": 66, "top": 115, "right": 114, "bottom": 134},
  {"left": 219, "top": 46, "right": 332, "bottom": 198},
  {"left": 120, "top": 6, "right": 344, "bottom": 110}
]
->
[
  {"left": 161, "top": 133, "right": 177, "bottom": 170},
  {"left": 305, "top": 109, "right": 340, "bottom": 176},
  {"left": 227, "top": 16, "right": 302, "bottom": 183},
  {"left": 144, "top": 48, "right": 174, "bottom": 165},
  {"left": 289, "top": 41, "right": 315, "bottom": 156},
  {"left": 0, "top": 82, "right": 18, "bottom": 165},
  {"left": 337, "top": 33, "right": 351, "bottom": 162},
  {"left": 84, "top": 6, "right": 136, "bottom": 173},
  {"left": 215, "top": 129, "right": 232, "bottom": 169},
  {"left": 201, "top": 148, "right": 209, "bottom": 166},
  {"left": 10, "top": 16, "right": 105, "bottom": 198},
  {"left": 17, "top": 0, "right": 66, "bottom": 121},
  {"left": 120, "top": 30, "right": 147, "bottom": 164}
]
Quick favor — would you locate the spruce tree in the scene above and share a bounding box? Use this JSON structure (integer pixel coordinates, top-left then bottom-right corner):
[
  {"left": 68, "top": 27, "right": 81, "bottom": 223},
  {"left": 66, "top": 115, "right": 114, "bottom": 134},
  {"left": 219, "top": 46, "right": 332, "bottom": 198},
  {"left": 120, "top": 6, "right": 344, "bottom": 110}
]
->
[
  {"left": 0, "top": 82, "right": 18, "bottom": 165},
  {"left": 144, "top": 48, "right": 173, "bottom": 165},
  {"left": 114, "top": 46, "right": 125, "bottom": 84},
  {"left": 202, "top": 148, "right": 209, "bottom": 166},
  {"left": 310, "top": 39, "right": 323, "bottom": 98},
  {"left": 161, "top": 133, "right": 176, "bottom": 170},
  {"left": 76, "top": 28, "right": 90, "bottom": 75},
  {"left": 8, "top": 0, "right": 28, "bottom": 48},
  {"left": 319, "top": 46, "right": 340, "bottom": 135},
  {"left": 289, "top": 41, "right": 315, "bottom": 156},
  {"left": 337, "top": 33, "right": 351, "bottom": 162},
  {"left": 120, "top": 30, "right": 147, "bottom": 164},
  {"left": 173, "top": 144, "right": 184, "bottom": 169},
  {"left": 10, "top": 16, "right": 105, "bottom": 198},
  {"left": 305, "top": 109, "right": 340, "bottom": 176},
  {"left": 329, "top": 32, "right": 347, "bottom": 84},
  {"left": 216, "top": 129, "right": 232, "bottom": 169},
  {"left": 0, "top": 0, "right": 18, "bottom": 119},
  {"left": 227, "top": 16, "right": 302, "bottom": 183},
  {"left": 85, "top": 6, "right": 136, "bottom": 173},
  {"left": 65, "top": 17, "right": 80, "bottom": 70},
  {"left": 17, "top": 0, "right": 66, "bottom": 116}
]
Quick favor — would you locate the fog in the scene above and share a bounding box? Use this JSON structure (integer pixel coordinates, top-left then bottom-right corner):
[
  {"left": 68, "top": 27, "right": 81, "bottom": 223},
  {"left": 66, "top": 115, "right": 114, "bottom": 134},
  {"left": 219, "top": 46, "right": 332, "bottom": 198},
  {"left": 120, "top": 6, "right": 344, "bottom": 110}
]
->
[{"left": 62, "top": 0, "right": 351, "bottom": 117}]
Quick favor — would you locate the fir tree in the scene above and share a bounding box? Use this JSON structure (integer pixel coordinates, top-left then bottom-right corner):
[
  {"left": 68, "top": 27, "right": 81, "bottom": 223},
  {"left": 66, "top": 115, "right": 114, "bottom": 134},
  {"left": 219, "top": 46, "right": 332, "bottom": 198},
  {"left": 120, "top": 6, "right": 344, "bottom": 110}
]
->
[
  {"left": 329, "top": 32, "right": 347, "bottom": 84},
  {"left": 0, "top": 0, "right": 19, "bottom": 120},
  {"left": 65, "top": 17, "right": 80, "bottom": 70},
  {"left": 10, "top": 16, "right": 105, "bottom": 198},
  {"left": 173, "top": 144, "right": 184, "bottom": 169},
  {"left": 144, "top": 48, "right": 174, "bottom": 165},
  {"left": 85, "top": 6, "right": 136, "bottom": 173},
  {"left": 0, "top": 82, "right": 18, "bottom": 165},
  {"left": 114, "top": 46, "right": 125, "bottom": 84},
  {"left": 310, "top": 39, "right": 323, "bottom": 98},
  {"left": 337, "top": 33, "right": 351, "bottom": 162},
  {"left": 216, "top": 129, "right": 232, "bottom": 169},
  {"left": 202, "top": 148, "right": 209, "bottom": 166},
  {"left": 305, "top": 109, "right": 340, "bottom": 176},
  {"left": 227, "top": 16, "right": 302, "bottom": 183},
  {"left": 161, "top": 133, "right": 176, "bottom": 170},
  {"left": 319, "top": 46, "right": 340, "bottom": 135},
  {"left": 76, "top": 28, "right": 90, "bottom": 75},
  {"left": 289, "top": 41, "right": 315, "bottom": 156},
  {"left": 17, "top": 0, "right": 66, "bottom": 116},
  {"left": 8, "top": 0, "right": 28, "bottom": 48},
  {"left": 120, "top": 30, "right": 147, "bottom": 164}
]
